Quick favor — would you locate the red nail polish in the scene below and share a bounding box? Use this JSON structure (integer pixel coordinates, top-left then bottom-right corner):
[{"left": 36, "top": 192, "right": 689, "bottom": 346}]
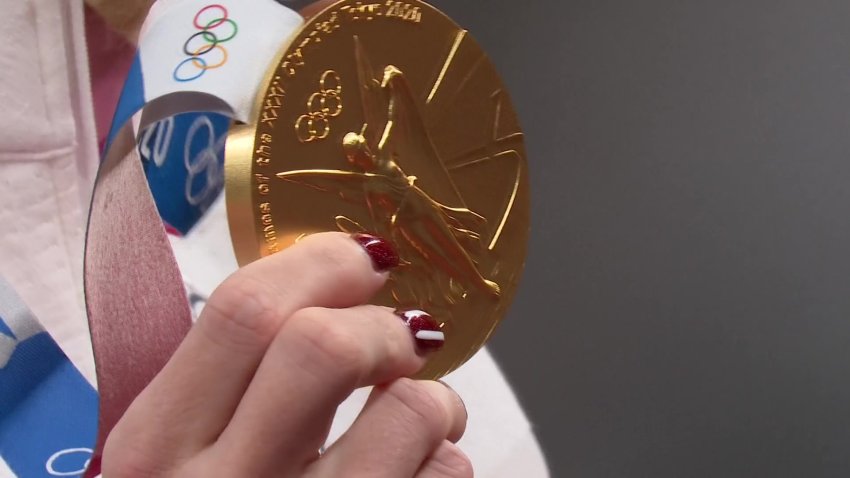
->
[
  {"left": 352, "top": 233, "right": 399, "bottom": 271},
  {"left": 395, "top": 309, "right": 444, "bottom": 351}
]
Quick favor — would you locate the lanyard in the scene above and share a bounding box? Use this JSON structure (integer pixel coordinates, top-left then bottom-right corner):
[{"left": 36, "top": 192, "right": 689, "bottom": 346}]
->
[
  {"left": 83, "top": 1, "right": 307, "bottom": 474},
  {"left": 0, "top": 277, "right": 99, "bottom": 478}
]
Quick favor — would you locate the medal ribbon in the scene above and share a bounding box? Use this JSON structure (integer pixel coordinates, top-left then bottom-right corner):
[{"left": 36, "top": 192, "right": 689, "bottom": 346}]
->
[
  {"left": 0, "top": 277, "right": 99, "bottom": 477},
  {"left": 83, "top": 1, "right": 306, "bottom": 474}
]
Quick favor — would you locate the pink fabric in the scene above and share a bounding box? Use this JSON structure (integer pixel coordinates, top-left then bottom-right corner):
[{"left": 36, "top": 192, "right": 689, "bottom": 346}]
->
[
  {"left": 84, "top": 6, "right": 136, "bottom": 150},
  {"left": 0, "top": 0, "right": 99, "bottom": 385},
  {"left": 84, "top": 132, "right": 193, "bottom": 460}
]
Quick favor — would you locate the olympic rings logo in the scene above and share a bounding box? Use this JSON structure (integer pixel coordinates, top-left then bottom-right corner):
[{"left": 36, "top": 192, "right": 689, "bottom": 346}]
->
[
  {"left": 295, "top": 70, "right": 344, "bottom": 143},
  {"left": 173, "top": 5, "right": 238, "bottom": 82},
  {"left": 184, "top": 115, "right": 225, "bottom": 207},
  {"left": 45, "top": 448, "right": 92, "bottom": 476}
]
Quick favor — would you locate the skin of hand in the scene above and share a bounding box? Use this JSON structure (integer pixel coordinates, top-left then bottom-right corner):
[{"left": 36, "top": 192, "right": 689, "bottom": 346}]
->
[{"left": 100, "top": 232, "right": 471, "bottom": 477}]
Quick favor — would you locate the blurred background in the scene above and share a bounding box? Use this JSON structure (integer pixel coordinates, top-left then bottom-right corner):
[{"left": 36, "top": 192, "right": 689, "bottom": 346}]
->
[{"left": 430, "top": 0, "right": 850, "bottom": 476}]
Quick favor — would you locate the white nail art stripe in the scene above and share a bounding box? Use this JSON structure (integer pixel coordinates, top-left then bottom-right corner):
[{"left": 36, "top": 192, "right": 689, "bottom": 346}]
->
[
  {"left": 403, "top": 310, "right": 429, "bottom": 319},
  {"left": 415, "top": 330, "right": 445, "bottom": 341}
]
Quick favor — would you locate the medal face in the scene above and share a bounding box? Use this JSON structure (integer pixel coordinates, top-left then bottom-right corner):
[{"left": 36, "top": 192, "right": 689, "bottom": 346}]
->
[{"left": 226, "top": 0, "right": 529, "bottom": 378}]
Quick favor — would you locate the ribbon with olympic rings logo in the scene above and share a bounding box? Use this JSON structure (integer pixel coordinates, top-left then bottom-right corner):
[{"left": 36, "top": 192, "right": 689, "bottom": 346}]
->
[{"left": 173, "top": 5, "right": 239, "bottom": 82}]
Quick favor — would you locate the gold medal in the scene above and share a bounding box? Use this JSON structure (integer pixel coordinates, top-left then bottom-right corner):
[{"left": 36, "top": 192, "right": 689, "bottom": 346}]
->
[{"left": 225, "top": 0, "right": 529, "bottom": 378}]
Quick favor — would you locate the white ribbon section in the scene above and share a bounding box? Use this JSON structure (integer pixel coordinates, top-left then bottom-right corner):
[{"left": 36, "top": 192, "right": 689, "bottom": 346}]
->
[
  {"left": 0, "top": 277, "right": 44, "bottom": 368},
  {"left": 138, "top": 0, "right": 303, "bottom": 123}
]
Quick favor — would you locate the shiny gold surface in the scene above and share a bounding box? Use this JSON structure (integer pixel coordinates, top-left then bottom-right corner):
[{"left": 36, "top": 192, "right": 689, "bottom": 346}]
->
[{"left": 226, "top": 0, "right": 529, "bottom": 378}]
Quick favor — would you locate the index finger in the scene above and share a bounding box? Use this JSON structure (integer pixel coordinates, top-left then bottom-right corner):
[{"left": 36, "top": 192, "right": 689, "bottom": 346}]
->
[{"left": 107, "top": 232, "right": 397, "bottom": 456}]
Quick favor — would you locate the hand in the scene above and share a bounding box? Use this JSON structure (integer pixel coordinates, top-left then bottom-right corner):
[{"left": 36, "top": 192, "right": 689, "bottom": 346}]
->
[{"left": 101, "top": 232, "right": 471, "bottom": 477}]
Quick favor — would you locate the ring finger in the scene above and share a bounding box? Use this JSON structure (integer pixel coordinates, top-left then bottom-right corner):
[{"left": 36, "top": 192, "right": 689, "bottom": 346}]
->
[{"left": 308, "top": 379, "right": 468, "bottom": 478}]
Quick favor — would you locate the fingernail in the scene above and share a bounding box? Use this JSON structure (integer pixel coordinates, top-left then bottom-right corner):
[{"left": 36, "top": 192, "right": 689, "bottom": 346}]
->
[
  {"left": 395, "top": 309, "right": 445, "bottom": 352},
  {"left": 352, "top": 233, "right": 399, "bottom": 271},
  {"left": 438, "top": 379, "right": 469, "bottom": 424}
]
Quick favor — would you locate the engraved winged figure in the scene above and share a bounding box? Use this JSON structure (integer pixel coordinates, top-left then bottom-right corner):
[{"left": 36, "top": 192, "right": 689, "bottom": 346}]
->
[{"left": 277, "top": 36, "right": 500, "bottom": 303}]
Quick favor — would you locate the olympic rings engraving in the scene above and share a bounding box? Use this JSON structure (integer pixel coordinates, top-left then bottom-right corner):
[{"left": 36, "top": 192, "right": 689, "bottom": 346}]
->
[
  {"left": 295, "top": 70, "right": 344, "bottom": 143},
  {"left": 173, "top": 4, "right": 238, "bottom": 82}
]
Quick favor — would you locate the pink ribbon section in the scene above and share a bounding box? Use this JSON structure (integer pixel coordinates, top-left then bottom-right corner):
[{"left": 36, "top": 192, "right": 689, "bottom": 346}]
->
[{"left": 84, "top": 130, "right": 193, "bottom": 468}]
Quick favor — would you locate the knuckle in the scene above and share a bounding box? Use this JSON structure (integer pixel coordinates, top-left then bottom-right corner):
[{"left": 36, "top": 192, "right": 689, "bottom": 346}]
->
[
  {"left": 366, "top": 306, "right": 411, "bottom": 369},
  {"left": 301, "top": 232, "right": 366, "bottom": 275},
  {"left": 383, "top": 379, "right": 451, "bottom": 442},
  {"left": 201, "top": 274, "right": 282, "bottom": 350},
  {"left": 285, "top": 308, "right": 369, "bottom": 383}
]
